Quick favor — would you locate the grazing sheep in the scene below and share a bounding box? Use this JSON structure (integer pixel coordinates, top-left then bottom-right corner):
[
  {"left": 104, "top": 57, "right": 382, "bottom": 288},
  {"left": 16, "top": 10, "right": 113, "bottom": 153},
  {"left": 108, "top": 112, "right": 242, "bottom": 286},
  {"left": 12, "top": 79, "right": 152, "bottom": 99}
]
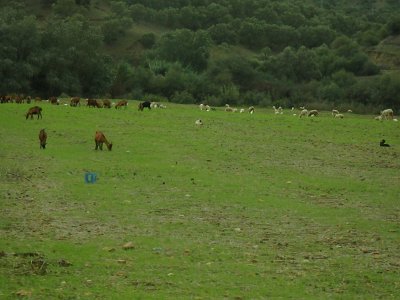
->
[
  {"left": 225, "top": 106, "right": 234, "bottom": 112},
  {"left": 240, "top": 108, "right": 245, "bottom": 113},
  {"left": 380, "top": 108, "right": 394, "bottom": 120},
  {"left": 347, "top": 109, "right": 353, "bottom": 113},
  {"left": 334, "top": 113, "right": 344, "bottom": 119},
  {"left": 380, "top": 139, "right": 390, "bottom": 147},
  {"left": 308, "top": 110, "right": 319, "bottom": 117},
  {"left": 374, "top": 116, "right": 382, "bottom": 121},
  {"left": 248, "top": 106, "right": 255, "bottom": 114},
  {"left": 205, "top": 105, "right": 211, "bottom": 111},
  {"left": 195, "top": 119, "right": 203, "bottom": 126},
  {"left": 199, "top": 103, "right": 204, "bottom": 111},
  {"left": 332, "top": 109, "right": 339, "bottom": 116},
  {"left": 272, "top": 106, "right": 283, "bottom": 114},
  {"left": 299, "top": 109, "right": 308, "bottom": 118},
  {"left": 393, "top": 119, "right": 398, "bottom": 122}
]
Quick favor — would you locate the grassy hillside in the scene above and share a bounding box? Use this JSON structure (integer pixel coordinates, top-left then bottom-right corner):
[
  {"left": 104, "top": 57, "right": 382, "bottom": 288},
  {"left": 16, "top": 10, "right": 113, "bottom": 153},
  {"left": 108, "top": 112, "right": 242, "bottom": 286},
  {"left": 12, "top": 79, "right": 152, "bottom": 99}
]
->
[
  {"left": 368, "top": 35, "right": 400, "bottom": 70},
  {"left": 0, "top": 102, "right": 399, "bottom": 298}
]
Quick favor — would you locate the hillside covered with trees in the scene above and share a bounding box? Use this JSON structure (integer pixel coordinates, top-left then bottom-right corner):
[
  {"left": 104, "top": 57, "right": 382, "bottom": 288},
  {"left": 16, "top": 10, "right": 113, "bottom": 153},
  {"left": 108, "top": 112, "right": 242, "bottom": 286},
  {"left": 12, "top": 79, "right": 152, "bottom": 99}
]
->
[{"left": 1, "top": 0, "right": 400, "bottom": 112}]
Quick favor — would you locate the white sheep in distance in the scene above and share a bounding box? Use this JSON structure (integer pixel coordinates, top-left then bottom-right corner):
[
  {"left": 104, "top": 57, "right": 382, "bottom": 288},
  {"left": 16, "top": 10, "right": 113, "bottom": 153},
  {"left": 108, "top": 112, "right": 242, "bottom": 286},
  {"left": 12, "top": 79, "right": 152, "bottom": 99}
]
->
[
  {"left": 205, "top": 105, "right": 211, "bottom": 111},
  {"left": 199, "top": 103, "right": 204, "bottom": 110},
  {"left": 334, "top": 113, "right": 344, "bottom": 119},
  {"left": 374, "top": 115, "right": 382, "bottom": 121},
  {"left": 248, "top": 106, "right": 255, "bottom": 114},
  {"left": 380, "top": 108, "right": 394, "bottom": 120},
  {"left": 225, "top": 104, "right": 233, "bottom": 112},
  {"left": 299, "top": 109, "right": 308, "bottom": 118},
  {"left": 308, "top": 110, "right": 319, "bottom": 117},
  {"left": 240, "top": 108, "right": 245, "bottom": 113},
  {"left": 195, "top": 119, "right": 203, "bottom": 126},
  {"left": 332, "top": 109, "right": 339, "bottom": 117}
]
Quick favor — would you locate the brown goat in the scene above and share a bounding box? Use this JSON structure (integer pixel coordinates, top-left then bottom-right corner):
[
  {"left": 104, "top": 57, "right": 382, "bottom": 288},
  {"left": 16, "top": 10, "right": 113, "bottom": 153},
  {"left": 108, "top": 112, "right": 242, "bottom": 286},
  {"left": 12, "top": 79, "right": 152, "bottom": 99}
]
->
[
  {"left": 26, "top": 106, "right": 43, "bottom": 120},
  {"left": 70, "top": 97, "right": 80, "bottom": 107},
  {"left": 103, "top": 99, "right": 111, "bottom": 108},
  {"left": 95, "top": 131, "right": 113, "bottom": 151},
  {"left": 115, "top": 100, "right": 128, "bottom": 109},
  {"left": 87, "top": 99, "right": 102, "bottom": 108},
  {"left": 39, "top": 129, "right": 47, "bottom": 149},
  {"left": 49, "top": 96, "right": 59, "bottom": 105}
]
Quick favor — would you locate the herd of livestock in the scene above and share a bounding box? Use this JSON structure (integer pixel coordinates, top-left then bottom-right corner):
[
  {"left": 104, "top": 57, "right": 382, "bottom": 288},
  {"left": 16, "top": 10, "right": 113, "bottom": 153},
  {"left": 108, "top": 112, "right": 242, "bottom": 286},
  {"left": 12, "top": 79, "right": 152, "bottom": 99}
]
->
[{"left": 1, "top": 95, "right": 396, "bottom": 150}]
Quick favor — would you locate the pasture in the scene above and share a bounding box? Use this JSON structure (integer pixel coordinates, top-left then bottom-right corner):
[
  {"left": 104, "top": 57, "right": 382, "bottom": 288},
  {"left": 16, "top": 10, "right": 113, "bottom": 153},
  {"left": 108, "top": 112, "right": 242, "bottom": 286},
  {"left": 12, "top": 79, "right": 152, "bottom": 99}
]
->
[{"left": 0, "top": 101, "right": 399, "bottom": 299}]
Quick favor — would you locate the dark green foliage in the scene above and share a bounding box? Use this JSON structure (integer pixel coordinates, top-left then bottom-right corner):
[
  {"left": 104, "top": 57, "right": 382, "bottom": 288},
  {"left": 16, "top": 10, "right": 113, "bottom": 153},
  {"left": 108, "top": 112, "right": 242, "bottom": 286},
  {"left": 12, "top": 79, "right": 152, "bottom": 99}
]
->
[
  {"left": 154, "top": 29, "right": 211, "bottom": 71},
  {"left": 139, "top": 33, "right": 156, "bottom": 48},
  {"left": 386, "top": 16, "right": 400, "bottom": 35},
  {"left": 0, "top": 0, "right": 398, "bottom": 110}
]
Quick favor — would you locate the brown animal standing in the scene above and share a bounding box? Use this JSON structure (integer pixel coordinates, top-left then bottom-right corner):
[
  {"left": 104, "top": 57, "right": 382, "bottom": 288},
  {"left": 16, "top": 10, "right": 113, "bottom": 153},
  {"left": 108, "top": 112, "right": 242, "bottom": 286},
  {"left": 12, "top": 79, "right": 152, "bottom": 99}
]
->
[
  {"left": 26, "top": 106, "right": 43, "bottom": 120},
  {"left": 87, "top": 99, "right": 102, "bottom": 108},
  {"left": 115, "top": 100, "right": 128, "bottom": 109},
  {"left": 102, "top": 99, "right": 111, "bottom": 108},
  {"left": 49, "top": 97, "right": 59, "bottom": 105},
  {"left": 95, "top": 131, "right": 113, "bottom": 151},
  {"left": 70, "top": 97, "right": 80, "bottom": 107},
  {"left": 39, "top": 129, "right": 47, "bottom": 149}
]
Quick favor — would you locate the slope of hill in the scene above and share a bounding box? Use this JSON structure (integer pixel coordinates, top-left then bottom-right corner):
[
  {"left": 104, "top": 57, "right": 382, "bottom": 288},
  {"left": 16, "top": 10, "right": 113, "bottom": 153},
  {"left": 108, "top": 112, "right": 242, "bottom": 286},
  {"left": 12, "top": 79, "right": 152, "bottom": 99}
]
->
[{"left": 368, "top": 35, "right": 400, "bottom": 71}]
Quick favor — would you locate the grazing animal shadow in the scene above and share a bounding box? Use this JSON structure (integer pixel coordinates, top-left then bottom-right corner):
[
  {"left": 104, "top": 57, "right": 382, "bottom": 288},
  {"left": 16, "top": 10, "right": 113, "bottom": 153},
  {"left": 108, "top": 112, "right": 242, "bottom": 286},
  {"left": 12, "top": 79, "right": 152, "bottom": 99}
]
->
[{"left": 380, "top": 139, "right": 390, "bottom": 147}]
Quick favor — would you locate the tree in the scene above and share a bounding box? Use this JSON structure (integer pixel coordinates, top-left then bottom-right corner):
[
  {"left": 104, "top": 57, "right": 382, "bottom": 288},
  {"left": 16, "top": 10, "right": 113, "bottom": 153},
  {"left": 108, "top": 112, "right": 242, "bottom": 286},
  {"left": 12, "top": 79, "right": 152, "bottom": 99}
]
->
[
  {"left": 35, "top": 16, "right": 111, "bottom": 97},
  {"left": 154, "top": 29, "right": 211, "bottom": 71},
  {"left": 208, "top": 23, "right": 238, "bottom": 45},
  {"left": 0, "top": 7, "right": 41, "bottom": 94}
]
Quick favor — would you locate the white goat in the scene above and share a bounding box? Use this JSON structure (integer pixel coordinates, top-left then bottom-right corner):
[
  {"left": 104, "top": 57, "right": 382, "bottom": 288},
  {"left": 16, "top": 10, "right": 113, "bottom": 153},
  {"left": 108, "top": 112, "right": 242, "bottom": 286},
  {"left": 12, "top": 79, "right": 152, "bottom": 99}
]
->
[
  {"left": 335, "top": 113, "right": 344, "bottom": 119},
  {"left": 308, "top": 110, "right": 319, "bottom": 117},
  {"left": 299, "top": 109, "right": 308, "bottom": 118},
  {"left": 381, "top": 108, "right": 394, "bottom": 120},
  {"left": 332, "top": 109, "right": 339, "bottom": 117}
]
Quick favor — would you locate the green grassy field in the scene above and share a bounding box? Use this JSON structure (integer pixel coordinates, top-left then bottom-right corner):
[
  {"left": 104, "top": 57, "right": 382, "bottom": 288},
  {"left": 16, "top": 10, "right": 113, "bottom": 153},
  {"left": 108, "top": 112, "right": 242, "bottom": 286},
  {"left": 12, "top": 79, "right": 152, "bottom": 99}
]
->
[{"left": 0, "top": 101, "right": 399, "bottom": 299}]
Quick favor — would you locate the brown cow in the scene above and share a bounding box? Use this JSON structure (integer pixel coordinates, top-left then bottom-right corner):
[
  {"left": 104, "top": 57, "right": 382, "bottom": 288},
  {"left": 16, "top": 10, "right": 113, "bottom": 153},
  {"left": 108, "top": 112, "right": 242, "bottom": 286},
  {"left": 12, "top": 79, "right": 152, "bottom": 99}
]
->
[
  {"left": 39, "top": 129, "right": 47, "bottom": 149},
  {"left": 115, "top": 100, "right": 128, "bottom": 109},
  {"left": 87, "top": 99, "right": 102, "bottom": 108},
  {"left": 70, "top": 97, "right": 80, "bottom": 107},
  {"left": 26, "top": 106, "right": 42, "bottom": 120},
  {"left": 103, "top": 99, "right": 111, "bottom": 108},
  {"left": 95, "top": 131, "right": 113, "bottom": 151}
]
